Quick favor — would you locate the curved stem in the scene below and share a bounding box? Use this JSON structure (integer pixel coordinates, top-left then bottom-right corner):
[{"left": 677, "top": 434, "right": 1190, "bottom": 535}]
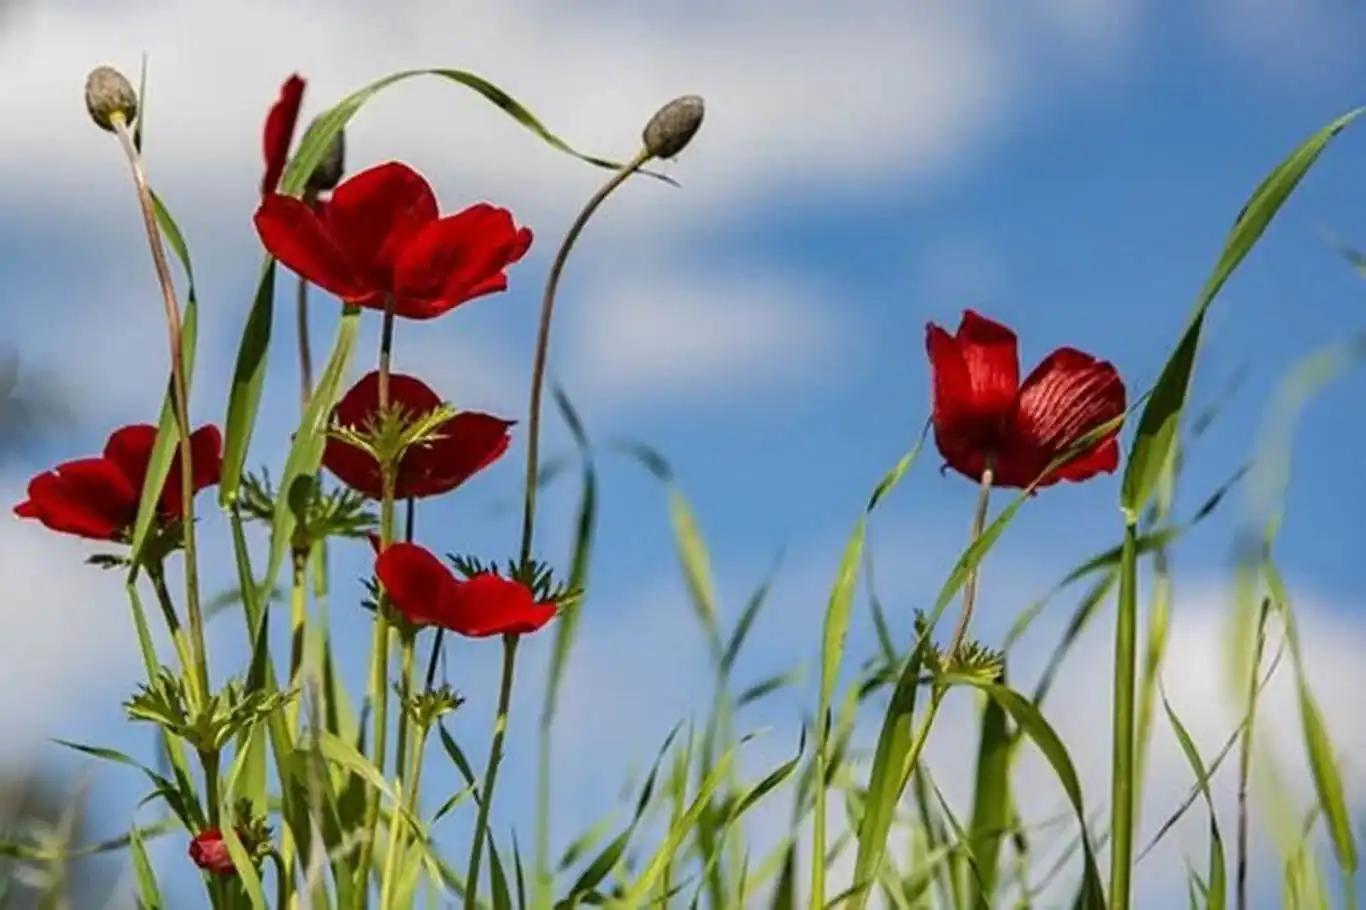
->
[
  {"left": 464, "top": 634, "right": 520, "bottom": 909},
  {"left": 518, "top": 148, "right": 651, "bottom": 569},
  {"left": 110, "top": 114, "right": 208, "bottom": 702},
  {"left": 287, "top": 550, "right": 308, "bottom": 734},
  {"left": 946, "top": 463, "right": 994, "bottom": 659}
]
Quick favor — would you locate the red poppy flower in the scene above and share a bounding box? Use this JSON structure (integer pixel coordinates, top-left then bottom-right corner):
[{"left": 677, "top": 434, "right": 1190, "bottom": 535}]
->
[
  {"left": 925, "top": 310, "right": 1125, "bottom": 489},
  {"left": 188, "top": 828, "right": 237, "bottom": 875},
  {"left": 322, "top": 370, "right": 513, "bottom": 501},
  {"left": 13, "top": 424, "right": 222, "bottom": 541},
  {"left": 253, "top": 161, "right": 533, "bottom": 320},
  {"left": 375, "top": 542, "right": 557, "bottom": 637},
  {"left": 261, "top": 74, "right": 305, "bottom": 196}
]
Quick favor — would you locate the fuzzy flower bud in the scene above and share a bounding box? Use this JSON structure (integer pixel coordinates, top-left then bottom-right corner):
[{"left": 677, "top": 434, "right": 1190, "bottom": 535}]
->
[
  {"left": 642, "top": 94, "right": 704, "bottom": 160},
  {"left": 84, "top": 65, "right": 138, "bottom": 133},
  {"left": 305, "top": 116, "right": 346, "bottom": 193}
]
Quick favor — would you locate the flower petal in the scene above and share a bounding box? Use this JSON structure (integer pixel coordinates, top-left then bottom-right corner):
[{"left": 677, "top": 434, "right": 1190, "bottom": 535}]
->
[
  {"left": 400, "top": 412, "right": 514, "bottom": 499},
  {"left": 444, "top": 573, "right": 555, "bottom": 638},
  {"left": 261, "top": 74, "right": 305, "bottom": 196},
  {"left": 954, "top": 310, "right": 1020, "bottom": 416},
  {"left": 103, "top": 424, "right": 157, "bottom": 492},
  {"left": 392, "top": 205, "right": 532, "bottom": 319},
  {"left": 14, "top": 458, "right": 138, "bottom": 540},
  {"left": 375, "top": 542, "right": 460, "bottom": 627},
  {"left": 324, "top": 161, "right": 438, "bottom": 288},
  {"left": 1005, "top": 347, "right": 1125, "bottom": 487},
  {"left": 255, "top": 195, "right": 374, "bottom": 301},
  {"left": 161, "top": 425, "right": 224, "bottom": 519}
]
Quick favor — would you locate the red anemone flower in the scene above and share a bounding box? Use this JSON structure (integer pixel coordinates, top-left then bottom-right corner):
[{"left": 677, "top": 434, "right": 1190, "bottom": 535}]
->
[
  {"left": 375, "top": 542, "right": 557, "bottom": 637},
  {"left": 322, "top": 370, "right": 513, "bottom": 501},
  {"left": 261, "top": 74, "right": 305, "bottom": 196},
  {"left": 925, "top": 310, "right": 1125, "bottom": 489},
  {"left": 188, "top": 828, "right": 237, "bottom": 876},
  {"left": 253, "top": 161, "right": 533, "bottom": 320},
  {"left": 13, "top": 424, "right": 222, "bottom": 541}
]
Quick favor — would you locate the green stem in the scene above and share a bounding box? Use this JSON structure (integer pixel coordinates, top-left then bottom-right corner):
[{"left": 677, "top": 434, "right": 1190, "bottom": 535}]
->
[
  {"left": 1108, "top": 520, "right": 1140, "bottom": 910},
  {"left": 200, "top": 748, "right": 222, "bottom": 828},
  {"left": 146, "top": 560, "right": 195, "bottom": 683},
  {"left": 357, "top": 299, "right": 400, "bottom": 903},
  {"left": 110, "top": 114, "right": 208, "bottom": 703},
  {"left": 946, "top": 462, "right": 994, "bottom": 660},
  {"left": 519, "top": 148, "right": 651, "bottom": 570},
  {"left": 379, "top": 634, "right": 418, "bottom": 908},
  {"left": 295, "top": 228, "right": 315, "bottom": 413},
  {"left": 465, "top": 634, "right": 520, "bottom": 909},
  {"left": 534, "top": 710, "right": 553, "bottom": 909}
]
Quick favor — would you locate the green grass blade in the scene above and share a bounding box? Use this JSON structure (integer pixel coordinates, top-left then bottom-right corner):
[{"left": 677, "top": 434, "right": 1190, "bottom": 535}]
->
[
  {"left": 966, "top": 689, "right": 1011, "bottom": 908},
  {"left": 128, "top": 819, "right": 164, "bottom": 910},
  {"left": 1120, "top": 106, "right": 1365, "bottom": 517}
]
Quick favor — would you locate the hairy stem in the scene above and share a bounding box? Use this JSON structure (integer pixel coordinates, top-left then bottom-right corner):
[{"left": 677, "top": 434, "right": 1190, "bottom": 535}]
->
[
  {"left": 946, "top": 463, "right": 994, "bottom": 659},
  {"left": 110, "top": 115, "right": 208, "bottom": 703},
  {"left": 519, "top": 148, "right": 651, "bottom": 569}
]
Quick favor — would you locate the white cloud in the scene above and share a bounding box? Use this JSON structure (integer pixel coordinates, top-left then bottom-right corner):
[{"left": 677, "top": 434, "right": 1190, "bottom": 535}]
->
[
  {"left": 0, "top": 479, "right": 155, "bottom": 746},
  {"left": 1198, "top": 0, "right": 1366, "bottom": 83},
  {"left": 562, "top": 258, "right": 847, "bottom": 409}
]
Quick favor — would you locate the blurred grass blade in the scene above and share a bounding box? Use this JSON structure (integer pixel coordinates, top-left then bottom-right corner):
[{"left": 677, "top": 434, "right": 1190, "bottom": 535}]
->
[
  {"left": 128, "top": 819, "right": 164, "bottom": 910},
  {"left": 1160, "top": 686, "right": 1226, "bottom": 910}
]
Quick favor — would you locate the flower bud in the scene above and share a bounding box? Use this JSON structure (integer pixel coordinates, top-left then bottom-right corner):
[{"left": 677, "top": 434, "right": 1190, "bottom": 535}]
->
[
  {"left": 642, "top": 94, "right": 704, "bottom": 160},
  {"left": 305, "top": 116, "right": 346, "bottom": 193},
  {"left": 84, "top": 65, "right": 138, "bottom": 132}
]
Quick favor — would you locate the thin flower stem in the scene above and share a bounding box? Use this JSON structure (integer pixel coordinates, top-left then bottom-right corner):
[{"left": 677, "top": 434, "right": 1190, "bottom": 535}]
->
[
  {"left": 946, "top": 463, "right": 994, "bottom": 659},
  {"left": 109, "top": 114, "right": 208, "bottom": 703},
  {"left": 358, "top": 298, "right": 400, "bottom": 902},
  {"left": 519, "top": 148, "right": 651, "bottom": 569},
  {"left": 465, "top": 634, "right": 520, "bottom": 909},
  {"left": 200, "top": 748, "right": 222, "bottom": 828},
  {"left": 379, "top": 635, "right": 417, "bottom": 908}
]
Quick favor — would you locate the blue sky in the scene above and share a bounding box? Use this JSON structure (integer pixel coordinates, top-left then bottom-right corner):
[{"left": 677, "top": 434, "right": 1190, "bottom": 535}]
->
[{"left": 2, "top": 2, "right": 1365, "bottom": 907}]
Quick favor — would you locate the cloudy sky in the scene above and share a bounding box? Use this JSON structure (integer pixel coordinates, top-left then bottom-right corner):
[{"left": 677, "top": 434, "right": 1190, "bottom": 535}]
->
[{"left": 2, "top": 0, "right": 1366, "bottom": 906}]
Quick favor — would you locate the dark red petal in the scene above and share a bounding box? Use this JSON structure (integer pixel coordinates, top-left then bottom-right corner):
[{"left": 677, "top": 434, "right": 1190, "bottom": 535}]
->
[
  {"left": 322, "top": 438, "right": 383, "bottom": 500},
  {"left": 1007, "top": 347, "right": 1125, "bottom": 487},
  {"left": 15, "top": 459, "right": 138, "bottom": 540},
  {"left": 333, "top": 371, "right": 443, "bottom": 429},
  {"left": 103, "top": 424, "right": 157, "bottom": 492},
  {"left": 376, "top": 542, "right": 460, "bottom": 627},
  {"left": 255, "top": 195, "right": 373, "bottom": 300},
  {"left": 261, "top": 74, "right": 305, "bottom": 196},
  {"left": 400, "top": 413, "right": 513, "bottom": 499},
  {"left": 954, "top": 310, "right": 1020, "bottom": 417},
  {"left": 392, "top": 206, "right": 530, "bottom": 318},
  {"left": 189, "top": 829, "right": 236, "bottom": 876},
  {"left": 161, "top": 425, "right": 224, "bottom": 519},
  {"left": 926, "top": 323, "right": 990, "bottom": 482},
  {"left": 324, "top": 162, "right": 438, "bottom": 287},
  {"left": 444, "top": 573, "right": 553, "bottom": 638}
]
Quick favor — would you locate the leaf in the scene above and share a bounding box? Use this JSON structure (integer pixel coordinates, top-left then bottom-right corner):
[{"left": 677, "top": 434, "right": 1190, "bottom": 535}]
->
[
  {"left": 1121, "top": 106, "right": 1366, "bottom": 516},
  {"left": 966, "top": 689, "right": 1011, "bottom": 907},
  {"left": 1161, "top": 686, "right": 1226, "bottom": 910}
]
